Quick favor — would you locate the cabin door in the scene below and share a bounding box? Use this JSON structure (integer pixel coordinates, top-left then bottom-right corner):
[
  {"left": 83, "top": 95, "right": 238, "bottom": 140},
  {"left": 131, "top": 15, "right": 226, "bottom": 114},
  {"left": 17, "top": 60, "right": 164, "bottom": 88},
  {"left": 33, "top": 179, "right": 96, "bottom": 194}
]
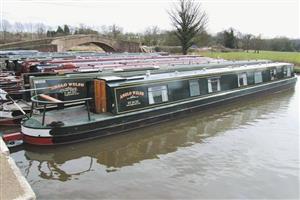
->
[{"left": 94, "top": 79, "right": 107, "bottom": 113}]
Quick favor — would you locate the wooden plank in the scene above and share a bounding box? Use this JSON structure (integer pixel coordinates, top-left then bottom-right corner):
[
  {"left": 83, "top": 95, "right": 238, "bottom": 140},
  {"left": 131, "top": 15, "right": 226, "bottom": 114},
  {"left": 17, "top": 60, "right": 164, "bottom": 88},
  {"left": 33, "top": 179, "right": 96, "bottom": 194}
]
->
[
  {"left": 94, "top": 79, "right": 107, "bottom": 113},
  {"left": 39, "top": 94, "right": 62, "bottom": 103},
  {"left": 100, "top": 80, "right": 107, "bottom": 113},
  {"left": 94, "top": 80, "right": 101, "bottom": 113}
]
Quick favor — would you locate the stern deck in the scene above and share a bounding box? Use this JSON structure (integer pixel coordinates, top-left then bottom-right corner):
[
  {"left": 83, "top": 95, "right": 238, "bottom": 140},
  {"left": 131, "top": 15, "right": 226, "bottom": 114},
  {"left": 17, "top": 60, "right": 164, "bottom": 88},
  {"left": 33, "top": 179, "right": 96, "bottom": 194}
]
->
[{"left": 31, "top": 105, "right": 113, "bottom": 127}]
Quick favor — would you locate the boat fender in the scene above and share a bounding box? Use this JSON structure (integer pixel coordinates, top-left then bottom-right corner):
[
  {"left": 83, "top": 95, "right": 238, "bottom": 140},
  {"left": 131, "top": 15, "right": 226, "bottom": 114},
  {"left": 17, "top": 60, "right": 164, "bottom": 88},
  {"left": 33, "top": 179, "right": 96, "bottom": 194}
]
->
[
  {"left": 47, "top": 121, "right": 65, "bottom": 127},
  {"left": 2, "top": 132, "right": 24, "bottom": 148},
  {"left": 0, "top": 88, "right": 8, "bottom": 100}
]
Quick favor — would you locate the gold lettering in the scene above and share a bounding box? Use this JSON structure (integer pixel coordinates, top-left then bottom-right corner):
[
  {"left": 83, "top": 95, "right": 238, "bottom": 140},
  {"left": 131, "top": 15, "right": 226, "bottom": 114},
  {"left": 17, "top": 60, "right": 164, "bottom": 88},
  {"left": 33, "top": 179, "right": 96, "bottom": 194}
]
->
[{"left": 120, "top": 90, "right": 145, "bottom": 100}]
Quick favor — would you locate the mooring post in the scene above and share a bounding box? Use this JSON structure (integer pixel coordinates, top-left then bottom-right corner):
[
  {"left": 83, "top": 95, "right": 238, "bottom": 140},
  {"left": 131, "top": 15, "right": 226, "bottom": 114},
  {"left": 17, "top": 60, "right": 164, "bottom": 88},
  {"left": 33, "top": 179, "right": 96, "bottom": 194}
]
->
[
  {"left": 86, "top": 100, "right": 91, "bottom": 121},
  {"left": 30, "top": 102, "right": 34, "bottom": 117},
  {"left": 42, "top": 104, "right": 46, "bottom": 125}
]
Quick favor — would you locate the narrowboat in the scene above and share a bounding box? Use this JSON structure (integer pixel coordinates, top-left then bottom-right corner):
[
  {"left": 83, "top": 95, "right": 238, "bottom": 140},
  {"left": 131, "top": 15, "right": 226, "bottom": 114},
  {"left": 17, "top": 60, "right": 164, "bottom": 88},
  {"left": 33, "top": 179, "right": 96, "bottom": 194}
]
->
[
  {"left": 19, "top": 62, "right": 296, "bottom": 145},
  {"left": 21, "top": 88, "right": 295, "bottom": 171},
  {"left": 1, "top": 60, "right": 267, "bottom": 128}
]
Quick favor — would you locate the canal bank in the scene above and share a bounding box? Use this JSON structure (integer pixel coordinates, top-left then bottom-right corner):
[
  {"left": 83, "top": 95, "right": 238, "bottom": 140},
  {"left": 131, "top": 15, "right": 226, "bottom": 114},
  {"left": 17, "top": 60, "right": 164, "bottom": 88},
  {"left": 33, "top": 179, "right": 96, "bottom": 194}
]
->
[{"left": 0, "top": 137, "right": 36, "bottom": 200}]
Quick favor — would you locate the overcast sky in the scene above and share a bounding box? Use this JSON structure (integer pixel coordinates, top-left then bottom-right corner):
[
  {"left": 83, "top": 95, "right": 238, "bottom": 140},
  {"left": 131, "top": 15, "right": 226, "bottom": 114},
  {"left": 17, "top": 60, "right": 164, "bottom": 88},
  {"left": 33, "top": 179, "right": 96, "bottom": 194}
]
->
[{"left": 1, "top": 0, "right": 299, "bottom": 38}]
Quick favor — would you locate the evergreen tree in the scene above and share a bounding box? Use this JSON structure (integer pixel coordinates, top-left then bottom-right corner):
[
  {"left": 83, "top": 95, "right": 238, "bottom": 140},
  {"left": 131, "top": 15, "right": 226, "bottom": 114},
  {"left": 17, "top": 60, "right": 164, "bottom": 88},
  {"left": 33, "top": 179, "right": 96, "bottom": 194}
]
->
[
  {"left": 63, "top": 25, "right": 70, "bottom": 35},
  {"left": 56, "top": 26, "right": 64, "bottom": 35},
  {"left": 46, "top": 30, "right": 51, "bottom": 37},
  {"left": 223, "top": 28, "right": 235, "bottom": 49},
  {"left": 168, "top": 0, "right": 208, "bottom": 55},
  {"left": 46, "top": 30, "right": 56, "bottom": 37}
]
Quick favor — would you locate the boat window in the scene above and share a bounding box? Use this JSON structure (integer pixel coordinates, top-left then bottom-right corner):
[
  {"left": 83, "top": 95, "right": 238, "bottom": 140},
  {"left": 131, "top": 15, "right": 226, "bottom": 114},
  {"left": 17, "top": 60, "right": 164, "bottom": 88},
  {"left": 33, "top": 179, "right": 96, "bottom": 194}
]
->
[
  {"left": 246, "top": 72, "right": 255, "bottom": 85},
  {"left": 208, "top": 77, "right": 220, "bottom": 93},
  {"left": 220, "top": 74, "right": 238, "bottom": 90},
  {"left": 168, "top": 81, "right": 190, "bottom": 101},
  {"left": 254, "top": 72, "right": 263, "bottom": 83},
  {"left": 148, "top": 85, "right": 168, "bottom": 104},
  {"left": 270, "top": 68, "right": 277, "bottom": 80},
  {"left": 238, "top": 73, "right": 247, "bottom": 87},
  {"left": 199, "top": 78, "right": 208, "bottom": 95},
  {"left": 276, "top": 67, "right": 283, "bottom": 79},
  {"left": 283, "top": 66, "right": 292, "bottom": 77},
  {"left": 189, "top": 80, "right": 200, "bottom": 96},
  {"left": 287, "top": 66, "right": 291, "bottom": 77}
]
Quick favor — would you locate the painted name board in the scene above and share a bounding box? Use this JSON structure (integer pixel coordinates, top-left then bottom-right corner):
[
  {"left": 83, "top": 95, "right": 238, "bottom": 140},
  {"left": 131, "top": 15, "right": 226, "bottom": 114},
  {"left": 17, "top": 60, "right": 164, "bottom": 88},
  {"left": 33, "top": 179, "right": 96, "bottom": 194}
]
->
[
  {"left": 116, "top": 86, "right": 148, "bottom": 113},
  {"left": 31, "top": 77, "right": 92, "bottom": 104}
]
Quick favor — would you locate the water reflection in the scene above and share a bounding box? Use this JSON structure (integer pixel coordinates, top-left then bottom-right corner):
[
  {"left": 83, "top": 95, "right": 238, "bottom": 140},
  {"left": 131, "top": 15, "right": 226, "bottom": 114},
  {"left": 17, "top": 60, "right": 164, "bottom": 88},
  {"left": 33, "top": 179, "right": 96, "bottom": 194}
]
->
[{"left": 13, "top": 88, "right": 295, "bottom": 182}]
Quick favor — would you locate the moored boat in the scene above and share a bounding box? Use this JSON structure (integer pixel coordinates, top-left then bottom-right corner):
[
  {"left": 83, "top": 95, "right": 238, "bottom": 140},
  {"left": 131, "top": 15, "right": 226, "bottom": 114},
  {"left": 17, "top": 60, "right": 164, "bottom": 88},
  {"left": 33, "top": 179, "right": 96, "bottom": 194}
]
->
[
  {"left": 1, "top": 60, "right": 268, "bottom": 112},
  {"left": 19, "top": 61, "right": 297, "bottom": 145}
]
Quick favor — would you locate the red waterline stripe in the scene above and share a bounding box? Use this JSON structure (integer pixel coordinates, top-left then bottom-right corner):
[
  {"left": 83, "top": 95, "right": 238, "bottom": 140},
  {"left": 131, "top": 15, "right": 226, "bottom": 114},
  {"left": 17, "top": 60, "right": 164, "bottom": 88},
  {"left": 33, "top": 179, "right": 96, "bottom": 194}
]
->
[
  {"left": 0, "top": 119, "right": 18, "bottom": 125},
  {"left": 22, "top": 135, "right": 54, "bottom": 145}
]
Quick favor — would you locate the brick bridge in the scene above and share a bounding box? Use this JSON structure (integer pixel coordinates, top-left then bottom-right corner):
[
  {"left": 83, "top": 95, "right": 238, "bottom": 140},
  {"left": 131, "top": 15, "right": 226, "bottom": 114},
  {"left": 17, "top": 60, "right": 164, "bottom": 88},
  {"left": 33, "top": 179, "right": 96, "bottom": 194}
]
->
[{"left": 0, "top": 34, "right": 141, "bottom": 52}]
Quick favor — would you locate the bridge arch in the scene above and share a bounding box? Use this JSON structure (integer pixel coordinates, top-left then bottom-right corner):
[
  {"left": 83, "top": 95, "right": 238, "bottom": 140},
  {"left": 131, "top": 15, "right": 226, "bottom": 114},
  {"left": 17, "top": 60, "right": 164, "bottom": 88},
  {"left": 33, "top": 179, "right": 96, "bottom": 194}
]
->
[
  {"left": 0, "top": 34, "right": 141, "bottom": 53},
  {"left": 51, "top": 36, "right": 117, "bottom": 52},
  {"left": 65, "top": 41, "right": 116, "bottom": 52}
]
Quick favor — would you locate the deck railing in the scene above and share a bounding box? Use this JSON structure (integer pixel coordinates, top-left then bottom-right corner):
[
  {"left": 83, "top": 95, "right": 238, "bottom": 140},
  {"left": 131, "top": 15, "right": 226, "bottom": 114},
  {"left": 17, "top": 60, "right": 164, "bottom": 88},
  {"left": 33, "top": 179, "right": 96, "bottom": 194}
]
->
[{"left": 30, "top": 94, "right": 92, "bottom": 126}]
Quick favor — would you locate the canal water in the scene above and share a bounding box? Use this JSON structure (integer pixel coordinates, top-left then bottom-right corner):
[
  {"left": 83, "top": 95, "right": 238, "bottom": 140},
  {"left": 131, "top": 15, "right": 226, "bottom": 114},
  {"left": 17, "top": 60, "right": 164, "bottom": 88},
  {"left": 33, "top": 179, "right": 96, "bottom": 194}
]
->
[{"left": 11, "top": 79, "right": 299, "bottom": 199}]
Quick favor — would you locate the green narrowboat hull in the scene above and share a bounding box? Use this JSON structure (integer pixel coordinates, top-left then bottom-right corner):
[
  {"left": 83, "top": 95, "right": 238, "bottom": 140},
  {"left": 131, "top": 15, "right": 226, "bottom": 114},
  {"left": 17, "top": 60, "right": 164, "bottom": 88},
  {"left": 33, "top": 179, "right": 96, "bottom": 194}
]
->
[{"left": 21, "top": 76, "right": 297, "bottom": 145}]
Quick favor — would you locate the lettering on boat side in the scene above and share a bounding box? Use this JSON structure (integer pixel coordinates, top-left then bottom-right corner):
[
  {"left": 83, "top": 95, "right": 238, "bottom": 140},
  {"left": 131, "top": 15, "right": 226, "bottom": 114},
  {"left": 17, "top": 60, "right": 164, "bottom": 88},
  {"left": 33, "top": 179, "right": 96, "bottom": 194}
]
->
[
  {"left": 49, "top": 83, "right": 85, "bottom": 97},
  {"left": 126, "top": 99, "right": 141, "bottom": 107},
  {"left": 116, "top": 87, "right": 148, "bottom": 112},
  {"left": 60, "top": 87, "right": 80, "bottom": 96},
  {"left": 120, "top": 91, "right": 145, "bottom": 100},
  {"left": 50, "top": 82, "right": 85, "bottom": 90},
  {"left": 32, "top": 78, "right": 90, "bottom": 104}
]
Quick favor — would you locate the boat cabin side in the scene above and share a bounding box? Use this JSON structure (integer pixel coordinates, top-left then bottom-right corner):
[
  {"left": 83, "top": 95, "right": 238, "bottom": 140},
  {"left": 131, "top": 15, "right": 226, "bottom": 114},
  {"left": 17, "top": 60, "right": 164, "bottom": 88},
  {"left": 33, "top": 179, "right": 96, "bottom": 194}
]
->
[{"left": 93, "top": 64, "right": 294, "bottom": 115}]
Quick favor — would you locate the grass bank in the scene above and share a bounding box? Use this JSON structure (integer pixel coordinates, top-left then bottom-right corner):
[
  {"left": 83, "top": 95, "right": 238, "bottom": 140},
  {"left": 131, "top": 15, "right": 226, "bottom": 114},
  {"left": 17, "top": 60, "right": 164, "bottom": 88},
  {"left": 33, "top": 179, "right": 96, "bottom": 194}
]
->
[{"left": 199, "top": 50, "right": 300, "bottom": 73}]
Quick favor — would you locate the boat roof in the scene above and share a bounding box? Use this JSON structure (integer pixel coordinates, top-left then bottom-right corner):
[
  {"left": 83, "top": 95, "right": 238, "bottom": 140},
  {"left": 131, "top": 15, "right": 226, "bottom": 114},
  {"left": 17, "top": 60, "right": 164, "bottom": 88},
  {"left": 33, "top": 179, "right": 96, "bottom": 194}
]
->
[
  {"left": 102, "top": 62, "right": 292, "bottom": 87},
  {"left": 29, "top": 60, "right": 270, "bottom": 81}
]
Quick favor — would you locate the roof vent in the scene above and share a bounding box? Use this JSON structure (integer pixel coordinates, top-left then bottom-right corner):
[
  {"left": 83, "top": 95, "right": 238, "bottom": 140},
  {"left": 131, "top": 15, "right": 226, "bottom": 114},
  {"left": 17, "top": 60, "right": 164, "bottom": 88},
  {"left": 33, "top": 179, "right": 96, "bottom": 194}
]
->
[{"left": 146, "top": 70, "right": 151, "bottom": 77}]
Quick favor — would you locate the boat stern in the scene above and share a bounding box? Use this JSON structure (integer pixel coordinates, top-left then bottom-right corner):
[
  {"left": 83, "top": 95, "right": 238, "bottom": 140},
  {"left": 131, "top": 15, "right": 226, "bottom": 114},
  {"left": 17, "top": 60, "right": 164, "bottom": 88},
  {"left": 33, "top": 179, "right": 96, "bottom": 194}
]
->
[{"left": 21, "top": 120, "right": 54, "bottom": 145}]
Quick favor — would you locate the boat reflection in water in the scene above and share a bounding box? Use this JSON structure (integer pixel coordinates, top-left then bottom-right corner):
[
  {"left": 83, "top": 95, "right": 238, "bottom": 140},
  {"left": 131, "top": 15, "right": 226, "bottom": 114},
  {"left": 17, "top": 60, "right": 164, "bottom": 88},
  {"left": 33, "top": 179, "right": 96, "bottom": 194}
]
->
[{"left": 13, "top": 87, "right": 295, "bottom": 182}]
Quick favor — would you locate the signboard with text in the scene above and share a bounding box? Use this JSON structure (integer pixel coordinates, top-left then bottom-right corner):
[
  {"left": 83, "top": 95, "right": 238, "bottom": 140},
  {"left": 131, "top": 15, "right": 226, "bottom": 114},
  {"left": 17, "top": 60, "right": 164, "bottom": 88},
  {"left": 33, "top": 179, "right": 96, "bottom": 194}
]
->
[
  {"left": 115, "top": 86, "right": 148, "bottom": 113},
  {"left": 31, "top": 77, "right": 92, "bottom": 104}
]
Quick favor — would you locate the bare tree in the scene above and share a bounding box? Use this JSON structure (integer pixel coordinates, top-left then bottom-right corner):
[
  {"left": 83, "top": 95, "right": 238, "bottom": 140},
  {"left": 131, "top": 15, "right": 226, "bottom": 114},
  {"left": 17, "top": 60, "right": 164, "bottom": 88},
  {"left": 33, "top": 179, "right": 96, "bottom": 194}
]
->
[
  {"left": 253, "top": 34, "right": 262, "bottom": 53},
  {"left": 1, "top": 19, "right": 11, "bottom": 42},
  {"left": 169, "top": 0, "right": 208, "bottom": 54},
  {"left": 109, "top": 24, "right": 123, "bottom": 39},
  {"left": 14, "top": 22, "right": 24, "bottom": 40},
  {"left": 22, "top": 23, "right": 35, "bottom": 40},
  {"left": 36, "top": 23, "right": 46, "bottom": 39},
  {"left": 99, "top": 25, "right": 109, "bottom": 35},
  {"left": 14, "top": 22, "right": 24, "bottom": 33},
  {"left": 143, "top": 26, "right": 160, "bottom": 46},
  {"left": 22, "top": 22, "right": 32, "bottom": 33},
  {"left": 240, "top": 33, "right": 253, "bottom": 52}
]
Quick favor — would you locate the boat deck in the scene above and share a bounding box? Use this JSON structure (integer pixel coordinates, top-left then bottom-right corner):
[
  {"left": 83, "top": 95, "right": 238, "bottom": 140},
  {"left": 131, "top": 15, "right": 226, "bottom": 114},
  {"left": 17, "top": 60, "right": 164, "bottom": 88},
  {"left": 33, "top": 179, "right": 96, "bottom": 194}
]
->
[{"left": 32, "top": 105, "right": 113, "bottom": 126}]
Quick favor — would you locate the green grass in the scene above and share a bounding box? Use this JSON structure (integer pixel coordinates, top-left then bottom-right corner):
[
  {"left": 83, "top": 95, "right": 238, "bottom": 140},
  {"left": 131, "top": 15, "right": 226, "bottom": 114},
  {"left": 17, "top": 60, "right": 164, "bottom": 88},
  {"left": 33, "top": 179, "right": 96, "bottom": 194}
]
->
[
  {"left": 200, "top": 50, "right": 300, "bottom": 67},
  {"left": 294, "top": 66, "right": 300, "bottom": 73},
  {"left": 200, "top": 50, "right": 300, "bottom": 73}
]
